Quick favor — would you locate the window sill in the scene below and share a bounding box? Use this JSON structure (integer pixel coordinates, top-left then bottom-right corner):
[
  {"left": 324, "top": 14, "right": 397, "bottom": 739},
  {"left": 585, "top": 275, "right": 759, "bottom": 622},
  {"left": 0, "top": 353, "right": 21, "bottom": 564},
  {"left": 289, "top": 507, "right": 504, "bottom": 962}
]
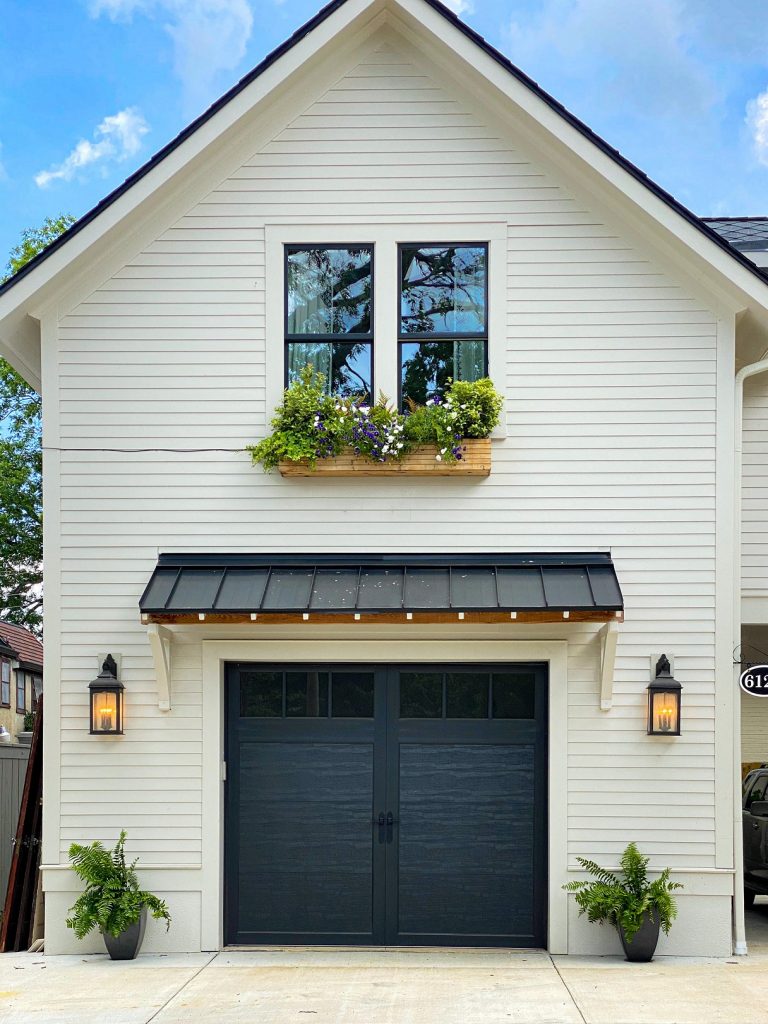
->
[{"left": 279, "top": 438, "right": 491, "bottom": 477}]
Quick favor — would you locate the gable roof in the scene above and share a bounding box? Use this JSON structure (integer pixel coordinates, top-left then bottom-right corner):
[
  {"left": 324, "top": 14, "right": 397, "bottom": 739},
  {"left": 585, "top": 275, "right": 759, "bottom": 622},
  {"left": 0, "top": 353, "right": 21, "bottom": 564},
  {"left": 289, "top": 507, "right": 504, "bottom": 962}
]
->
[
  {"left": 0, "top": 623, "right": 43, "bottom": 670},
  {"left": 2, "top": 0, "right": 768, "bottom": 304}
]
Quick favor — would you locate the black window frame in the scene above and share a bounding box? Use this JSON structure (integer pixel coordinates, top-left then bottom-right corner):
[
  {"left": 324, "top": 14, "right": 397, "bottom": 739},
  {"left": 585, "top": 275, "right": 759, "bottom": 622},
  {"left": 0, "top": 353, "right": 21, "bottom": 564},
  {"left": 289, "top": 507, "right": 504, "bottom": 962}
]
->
[
  {"left": 397, "top": 241, "right": 489, "bottom": 410},
  {"left": 283, "top": 243, "right": 375, "bottom": 398}
]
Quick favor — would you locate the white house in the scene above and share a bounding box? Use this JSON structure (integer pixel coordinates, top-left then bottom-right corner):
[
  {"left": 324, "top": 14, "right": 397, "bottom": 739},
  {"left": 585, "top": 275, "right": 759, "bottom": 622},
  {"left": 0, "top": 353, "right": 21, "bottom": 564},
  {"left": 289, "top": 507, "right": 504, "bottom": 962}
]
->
[{"left": 2, "top": 0, "right": 768, "bottom": 957}]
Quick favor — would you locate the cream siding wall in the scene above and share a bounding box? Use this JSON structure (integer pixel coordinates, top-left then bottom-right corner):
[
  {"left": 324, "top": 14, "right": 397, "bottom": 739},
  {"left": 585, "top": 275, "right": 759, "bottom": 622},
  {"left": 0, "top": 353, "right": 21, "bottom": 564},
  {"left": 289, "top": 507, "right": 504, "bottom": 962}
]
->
[
  {"left": 743, "top": 376, "right": 768, "bottom": 598},
  {"left": 48, "top": 38, "right": 724, "bottom": 950}
]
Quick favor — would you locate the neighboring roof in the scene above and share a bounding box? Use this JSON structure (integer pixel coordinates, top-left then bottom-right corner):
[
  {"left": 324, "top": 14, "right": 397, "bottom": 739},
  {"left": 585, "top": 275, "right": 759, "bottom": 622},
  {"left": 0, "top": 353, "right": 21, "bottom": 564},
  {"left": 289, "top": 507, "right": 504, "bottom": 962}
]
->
[
  {"left": 1, "top": 0, "right": 768, "bottom": 302},
  {"left": 705, "top": 218, "right": 768, "bottom": 253},
  {"left": 0, "top": 623, "right": 43, "bottom": 669},
  {"left": 140, "top": 552, "right": 623, "bottom": 616}
]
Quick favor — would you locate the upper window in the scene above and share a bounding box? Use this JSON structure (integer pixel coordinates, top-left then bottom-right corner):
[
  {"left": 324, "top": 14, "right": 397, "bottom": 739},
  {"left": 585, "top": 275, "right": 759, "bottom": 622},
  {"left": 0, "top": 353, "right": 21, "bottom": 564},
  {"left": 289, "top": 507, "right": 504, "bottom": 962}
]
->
[
  {"left": 0, "top": 658, "right": 9, "bottom": 708},
  {"left": 16, "top": 671, "right": 25, "bottom": 714},
  {"left": 399, "top": 244, "right": 488, "bottom": 408},
  {"left": 285, "top": 246, "right": 373, "bottom": 400}
]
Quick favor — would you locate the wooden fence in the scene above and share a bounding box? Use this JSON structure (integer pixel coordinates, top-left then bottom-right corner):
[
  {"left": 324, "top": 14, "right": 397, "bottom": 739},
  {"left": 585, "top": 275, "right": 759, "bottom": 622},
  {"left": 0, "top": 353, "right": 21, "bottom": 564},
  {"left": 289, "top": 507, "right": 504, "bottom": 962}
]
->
[{"left": 0, "top": 746, "right": 30, "bottom": 898}]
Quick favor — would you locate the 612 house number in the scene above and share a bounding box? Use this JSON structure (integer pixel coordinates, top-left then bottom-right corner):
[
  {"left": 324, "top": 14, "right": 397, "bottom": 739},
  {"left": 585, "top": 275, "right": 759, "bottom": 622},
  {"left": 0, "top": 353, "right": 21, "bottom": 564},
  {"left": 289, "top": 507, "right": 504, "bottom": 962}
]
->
[{"left": 740, "top": 666, "right": 768, "bottom": 696}]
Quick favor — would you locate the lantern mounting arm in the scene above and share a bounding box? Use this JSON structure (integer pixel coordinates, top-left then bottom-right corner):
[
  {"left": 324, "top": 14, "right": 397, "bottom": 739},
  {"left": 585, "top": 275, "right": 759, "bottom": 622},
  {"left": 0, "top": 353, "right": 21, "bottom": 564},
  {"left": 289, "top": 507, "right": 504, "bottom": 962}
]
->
[
  {"left": 147, "top": 624, "right": 172, "bottom": 712},
  {"left": 599, "top": 619, "right": 619, "bottom": 710}
]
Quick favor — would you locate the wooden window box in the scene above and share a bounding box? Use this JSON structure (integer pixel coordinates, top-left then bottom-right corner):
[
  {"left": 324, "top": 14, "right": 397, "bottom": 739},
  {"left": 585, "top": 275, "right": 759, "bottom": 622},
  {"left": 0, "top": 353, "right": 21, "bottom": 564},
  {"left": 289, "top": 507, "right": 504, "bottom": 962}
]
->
[{"left": 279, "top": 438, "right": 491, "bottom": 477}]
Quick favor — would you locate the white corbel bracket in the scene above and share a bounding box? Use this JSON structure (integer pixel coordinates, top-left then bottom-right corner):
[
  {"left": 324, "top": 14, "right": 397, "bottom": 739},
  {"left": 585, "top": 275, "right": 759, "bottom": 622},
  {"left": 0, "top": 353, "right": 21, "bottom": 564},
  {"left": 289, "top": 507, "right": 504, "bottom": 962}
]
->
[
  {"left": 599, "top": 619, "right": 619, "bottom": 711},
  {"left": 147, "top": 624, "right": 172, "bottom": 712}
]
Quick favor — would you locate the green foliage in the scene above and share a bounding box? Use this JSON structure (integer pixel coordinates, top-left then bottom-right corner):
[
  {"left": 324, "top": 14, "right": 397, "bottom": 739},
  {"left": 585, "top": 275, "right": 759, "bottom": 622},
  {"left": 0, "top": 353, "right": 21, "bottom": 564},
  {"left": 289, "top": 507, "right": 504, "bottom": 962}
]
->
[
  {"left": 1, "top": 214, "right": 75, "bottom": 634},
  {"left": 66, "top": 830, "right": 171, "bottom": 939},
  {"left": 563, "top": 842, "right": 682, "bottom": 944},
  {"left": 22, "top": 711, "right": 35, "bottom": 732},
  {"left": 249, "top": 368, "right": 502, "bottom": 471}
]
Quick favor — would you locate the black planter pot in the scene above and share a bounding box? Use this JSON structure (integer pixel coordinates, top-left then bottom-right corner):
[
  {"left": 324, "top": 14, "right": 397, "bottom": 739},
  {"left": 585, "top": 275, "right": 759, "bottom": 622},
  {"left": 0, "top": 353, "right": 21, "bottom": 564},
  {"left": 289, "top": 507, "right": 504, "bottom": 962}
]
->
[
  {"left": 618, "top": 910, "right": 661, "bottom": 962},
  {"left": 102, "top": 906, "right": 147, "bottom": 960}
]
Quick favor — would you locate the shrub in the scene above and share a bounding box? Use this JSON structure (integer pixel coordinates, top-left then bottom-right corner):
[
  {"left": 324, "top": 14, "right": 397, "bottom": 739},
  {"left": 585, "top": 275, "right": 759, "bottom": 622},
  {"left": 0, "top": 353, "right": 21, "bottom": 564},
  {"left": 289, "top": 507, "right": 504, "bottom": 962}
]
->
[
  {"left": 22, "top": 711, "right": 35, "bottom": 732},
  {"left": 66, "top": 830, "right": 171, "bottom": 939},
  {"left": 563, "top": 842, "right": 682, "bottom": 944},
  {"left": 248, "top": 367, "right": 503, "bottom": 470}
]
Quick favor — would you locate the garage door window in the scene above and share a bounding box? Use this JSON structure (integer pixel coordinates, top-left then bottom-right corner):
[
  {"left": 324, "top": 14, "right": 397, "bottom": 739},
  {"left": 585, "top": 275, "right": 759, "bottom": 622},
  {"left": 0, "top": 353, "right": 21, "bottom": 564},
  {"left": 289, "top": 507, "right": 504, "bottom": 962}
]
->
[
  {"left": 400, "top": 670, "right": 535, "bottom": 719},
  {"left": 240, "top": 668, "right": 374, "bottom": 718}
]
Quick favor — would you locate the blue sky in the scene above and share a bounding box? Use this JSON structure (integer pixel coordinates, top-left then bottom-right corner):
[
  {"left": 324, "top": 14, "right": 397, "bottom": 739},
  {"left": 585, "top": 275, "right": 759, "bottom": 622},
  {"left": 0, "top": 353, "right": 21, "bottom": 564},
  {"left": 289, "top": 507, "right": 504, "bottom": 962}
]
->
[{"left": 2, "top": 0, "right": 768, "bottom": 266}]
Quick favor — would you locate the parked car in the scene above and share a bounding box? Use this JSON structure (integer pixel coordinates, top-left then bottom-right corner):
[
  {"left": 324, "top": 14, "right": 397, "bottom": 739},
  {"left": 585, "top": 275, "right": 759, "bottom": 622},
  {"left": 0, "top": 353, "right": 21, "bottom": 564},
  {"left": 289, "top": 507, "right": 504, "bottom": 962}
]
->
[{"left": 743, "top": 767, "right": 768, "bottom": 905}]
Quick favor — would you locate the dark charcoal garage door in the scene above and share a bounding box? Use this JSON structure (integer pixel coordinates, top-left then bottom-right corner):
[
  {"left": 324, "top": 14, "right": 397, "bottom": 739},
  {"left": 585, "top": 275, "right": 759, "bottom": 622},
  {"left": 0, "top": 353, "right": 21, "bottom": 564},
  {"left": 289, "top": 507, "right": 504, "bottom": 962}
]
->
[{"left": 225, "top": 663, "right": 547, "bottom": 947}]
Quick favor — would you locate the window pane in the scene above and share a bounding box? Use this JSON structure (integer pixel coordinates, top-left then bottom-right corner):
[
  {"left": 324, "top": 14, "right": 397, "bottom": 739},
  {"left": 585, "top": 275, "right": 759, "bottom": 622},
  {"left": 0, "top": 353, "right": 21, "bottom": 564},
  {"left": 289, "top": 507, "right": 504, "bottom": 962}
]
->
[
  {"left": 240, "top": 671, "right": 282, "bottom": 717},
  {"left": 287, "top": 341, "right": 371, "bottom": 400},
  {"left": 446, "top": 672, "right": 489, "bottom": 718},
  {"left": 401, "top": 245, "right": 486, "bottom": 335},
  {"left": 287, "top": 247, "right": 372, "bottom": 335},
  {"left": 1, "top": 660, "right": 9, "bottom": 683},
  {"left": 331, "top": 672, "right": 374, "bottom": 717},
  {"left": 286, "top": 671, "right": 329, "bottom": 717},
  {"left": 400, "top": 339, "right": 485, "bottom": 407},
  {"left": 400, "top": 672, "right": 443, "bottom": 718},
  {"left": 16, "top": 673, "right": 25, "bottom": 711},
  {"left": 492, "top": 673, "right": 536, "bottom": 719}
]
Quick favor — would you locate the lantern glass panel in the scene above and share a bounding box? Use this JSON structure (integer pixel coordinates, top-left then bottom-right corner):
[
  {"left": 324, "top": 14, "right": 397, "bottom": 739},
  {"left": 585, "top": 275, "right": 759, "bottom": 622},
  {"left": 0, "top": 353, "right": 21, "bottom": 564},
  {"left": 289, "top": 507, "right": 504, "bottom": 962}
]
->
[
  {"left": 91, "top": 689, "right": 121, "bottom": 733},
  {"left": 649, "top": 689, "right": 679, "bottom": 735}
]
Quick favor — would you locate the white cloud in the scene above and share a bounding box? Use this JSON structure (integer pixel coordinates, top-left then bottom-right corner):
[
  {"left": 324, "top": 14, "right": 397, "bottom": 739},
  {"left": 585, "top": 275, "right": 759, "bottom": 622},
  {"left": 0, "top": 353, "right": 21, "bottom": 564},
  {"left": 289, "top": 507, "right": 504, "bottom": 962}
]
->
[
  {"left": 747, "top": 89, "right": 768, "bottom": 167},
  {"left": 506, "top": 0, "right": 718, "bottom": 122},
  {"left": 442, "top": 0, "right": 474, "bottom": 14},
  {"left": 35, "top": 107, "right": 149, "bottom": 188},
  {"left": 89, "top": 0, "right": 254, "bottom": 112}
]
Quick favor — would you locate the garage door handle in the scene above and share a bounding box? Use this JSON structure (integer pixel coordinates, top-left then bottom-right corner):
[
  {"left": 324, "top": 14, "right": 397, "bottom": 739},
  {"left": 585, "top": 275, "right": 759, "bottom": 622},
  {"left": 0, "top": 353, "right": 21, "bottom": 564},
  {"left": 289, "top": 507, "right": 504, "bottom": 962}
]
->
[
  {"left": 754, "top": 822, "right": 760, "bottom": 831},
  {"left": 375, "top": 813, "right": 386, "bottom": 843},
  {"left": 386, "top": 811, "right": 397, "bottom": 844}
]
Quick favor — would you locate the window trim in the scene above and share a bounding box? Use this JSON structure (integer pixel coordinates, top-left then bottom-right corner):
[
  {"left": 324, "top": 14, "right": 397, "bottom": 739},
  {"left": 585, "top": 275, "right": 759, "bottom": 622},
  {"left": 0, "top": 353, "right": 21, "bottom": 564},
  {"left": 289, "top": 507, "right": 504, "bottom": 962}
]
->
[
  {"left": 15, "top": 670, "right": 25, "bottom": 714},
  {"left": 397, "top": 242, "right": 489, "bottom": 410},
  {"left": 264, "top": 223, "right": 507, "bottom": 436},
  {"left": 283, "top": 243, "right": 375, "bottom": 397},
  {"left": 0, "top": 657, "right": 10, "bottom": 708}
]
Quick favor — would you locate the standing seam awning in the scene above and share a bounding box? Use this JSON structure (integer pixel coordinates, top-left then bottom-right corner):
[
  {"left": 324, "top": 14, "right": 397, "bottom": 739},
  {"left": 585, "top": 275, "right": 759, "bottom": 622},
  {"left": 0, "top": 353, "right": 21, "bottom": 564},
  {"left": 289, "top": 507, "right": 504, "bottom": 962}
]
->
[{"left": 139, "top": 553, "right": 623, "bottom": 619}]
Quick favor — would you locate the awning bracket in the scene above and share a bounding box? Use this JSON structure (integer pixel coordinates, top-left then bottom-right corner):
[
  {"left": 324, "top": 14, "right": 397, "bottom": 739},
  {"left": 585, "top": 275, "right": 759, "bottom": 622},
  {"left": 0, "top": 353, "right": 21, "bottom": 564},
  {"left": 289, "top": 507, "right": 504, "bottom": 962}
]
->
[
  {"left": 147, "top": 623, "right": 172, "bottom": 711},
  {"left": 600, "top": 619, "right": 619, "bottom": 711}
]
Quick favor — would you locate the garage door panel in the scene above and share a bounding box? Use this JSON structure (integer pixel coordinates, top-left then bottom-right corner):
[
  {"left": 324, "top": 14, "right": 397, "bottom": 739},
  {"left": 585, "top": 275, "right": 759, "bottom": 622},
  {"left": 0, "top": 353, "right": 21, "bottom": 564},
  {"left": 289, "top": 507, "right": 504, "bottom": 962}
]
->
[
  {"left": 236, "top": 741, "right": 375, "bottom": 937},
  {"left": 396, "top": 743, "right": 536, "bottom": 940}
]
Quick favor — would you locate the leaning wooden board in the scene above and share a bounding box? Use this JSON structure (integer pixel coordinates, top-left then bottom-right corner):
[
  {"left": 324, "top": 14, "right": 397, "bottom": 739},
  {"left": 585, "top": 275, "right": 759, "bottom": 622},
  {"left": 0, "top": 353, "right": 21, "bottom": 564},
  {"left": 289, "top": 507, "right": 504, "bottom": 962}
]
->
[{"left": 279, "top": 438, "right": 491, "bottom": 477}]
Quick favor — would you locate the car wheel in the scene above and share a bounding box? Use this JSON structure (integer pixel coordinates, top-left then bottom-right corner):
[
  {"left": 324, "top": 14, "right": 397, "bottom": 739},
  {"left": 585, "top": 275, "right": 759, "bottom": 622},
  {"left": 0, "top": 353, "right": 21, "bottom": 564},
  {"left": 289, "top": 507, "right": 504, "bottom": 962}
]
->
[{"left": 745, "top": 889, "right": 756, "bottom": 908}]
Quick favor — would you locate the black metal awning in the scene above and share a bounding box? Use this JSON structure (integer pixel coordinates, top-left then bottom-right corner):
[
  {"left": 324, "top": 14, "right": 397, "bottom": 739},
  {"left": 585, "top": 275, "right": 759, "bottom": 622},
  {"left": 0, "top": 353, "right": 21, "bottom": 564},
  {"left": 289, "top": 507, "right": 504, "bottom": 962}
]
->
[{"left": 139, "top": 553, "right": 623, "bottom": 618}]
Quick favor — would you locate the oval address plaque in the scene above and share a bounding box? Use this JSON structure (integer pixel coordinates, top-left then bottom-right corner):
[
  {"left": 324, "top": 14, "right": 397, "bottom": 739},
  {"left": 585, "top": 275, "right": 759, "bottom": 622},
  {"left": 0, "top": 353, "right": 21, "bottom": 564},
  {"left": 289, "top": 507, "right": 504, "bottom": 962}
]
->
[{"left": 740, "top": 666, "right": 768, "bottom": 696}]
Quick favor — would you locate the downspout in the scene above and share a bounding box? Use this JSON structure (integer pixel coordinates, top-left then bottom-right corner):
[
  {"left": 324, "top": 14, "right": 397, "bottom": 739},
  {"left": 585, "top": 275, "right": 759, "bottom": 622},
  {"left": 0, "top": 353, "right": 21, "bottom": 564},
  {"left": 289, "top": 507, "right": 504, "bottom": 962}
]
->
[{"left": 733, "top": 354, "right": 768, "bottom": 956}]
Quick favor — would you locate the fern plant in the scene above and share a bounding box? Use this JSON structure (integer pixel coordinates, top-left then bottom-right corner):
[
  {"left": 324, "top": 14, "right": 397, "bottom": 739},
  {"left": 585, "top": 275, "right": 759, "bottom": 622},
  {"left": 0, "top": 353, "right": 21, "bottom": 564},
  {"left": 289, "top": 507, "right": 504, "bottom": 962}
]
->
[
  {"left": 563, "top": 842, "right": 682, "bottom": 944},
  {"left": 66, "top": 830, "right": 171, "bottom": 939}
]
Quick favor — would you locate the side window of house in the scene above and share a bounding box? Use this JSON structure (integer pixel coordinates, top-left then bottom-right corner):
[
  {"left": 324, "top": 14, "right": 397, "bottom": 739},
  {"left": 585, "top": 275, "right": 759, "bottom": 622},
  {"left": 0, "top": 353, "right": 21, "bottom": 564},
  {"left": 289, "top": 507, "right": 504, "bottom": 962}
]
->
[
  {"left": 0, "top": 658, "right": 9, "bottom": 707},
  {"left": 285, "top": 246, "right": 373, "bottom": 401},
  {"left": 16, "top": 671, "right": 25, "bottom": 714},
  {"left": 399, "top": 243, "right": 487, "bottom": 408}
]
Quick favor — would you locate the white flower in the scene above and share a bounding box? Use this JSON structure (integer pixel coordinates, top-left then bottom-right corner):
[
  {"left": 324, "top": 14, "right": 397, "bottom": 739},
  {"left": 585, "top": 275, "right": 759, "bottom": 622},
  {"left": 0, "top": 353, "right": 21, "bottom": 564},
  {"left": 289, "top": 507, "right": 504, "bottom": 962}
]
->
[
  {"left": 435, "top": 454, "right": 442, "bottom": 461},
  {"left": 397, "top": 442, "right": 404, "bottom": 449},
  {"left": 441, "top": 448, "right": 447, "bottom": 454},
  {"left": 360, "top": 406, "right": 370, "bottom": 414},
  {"left": 461, "top": 404, "right": 467, "bottom": 409},
  {"left": 450, "top": 412, "right": 458, "bottom": 419},
  {"left": 426, "top": 398, "right": 434, "bottom": 406}
]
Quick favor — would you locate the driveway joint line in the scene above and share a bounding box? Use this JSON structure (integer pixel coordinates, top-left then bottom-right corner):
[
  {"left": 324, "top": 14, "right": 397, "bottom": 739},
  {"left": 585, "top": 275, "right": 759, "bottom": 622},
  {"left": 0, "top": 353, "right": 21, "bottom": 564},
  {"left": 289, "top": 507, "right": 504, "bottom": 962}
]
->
[
  {"left": 144, "top": 952, "right": 219, "bottom": 1024},
  {"left": 550, "top": 954, "right": 588, "bottom": 1024}
]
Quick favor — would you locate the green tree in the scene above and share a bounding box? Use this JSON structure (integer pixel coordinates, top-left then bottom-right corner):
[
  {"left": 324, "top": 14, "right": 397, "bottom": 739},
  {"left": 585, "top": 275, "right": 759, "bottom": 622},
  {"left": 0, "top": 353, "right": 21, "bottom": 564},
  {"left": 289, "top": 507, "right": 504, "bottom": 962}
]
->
[{"left": 1, "top": 214, "right": 75, "bottom": 634}]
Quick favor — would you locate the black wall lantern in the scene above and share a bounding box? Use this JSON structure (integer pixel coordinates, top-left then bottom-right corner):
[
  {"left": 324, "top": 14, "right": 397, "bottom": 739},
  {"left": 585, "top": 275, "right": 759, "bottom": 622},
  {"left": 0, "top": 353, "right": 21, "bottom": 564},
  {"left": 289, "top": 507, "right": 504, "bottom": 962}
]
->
[
  {"left": 89, "top": 654, "right": 124, "bottom": 735},
  {"left": 647, "top": 654, "right": 682, "bottom": 736}
]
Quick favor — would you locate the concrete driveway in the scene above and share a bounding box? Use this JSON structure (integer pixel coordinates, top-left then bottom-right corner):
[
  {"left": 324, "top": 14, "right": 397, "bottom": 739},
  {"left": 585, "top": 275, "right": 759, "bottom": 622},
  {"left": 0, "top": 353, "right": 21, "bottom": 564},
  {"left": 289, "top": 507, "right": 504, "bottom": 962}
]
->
[{"left": 1, "top": 946, "right": 768, "bottom": 1024}]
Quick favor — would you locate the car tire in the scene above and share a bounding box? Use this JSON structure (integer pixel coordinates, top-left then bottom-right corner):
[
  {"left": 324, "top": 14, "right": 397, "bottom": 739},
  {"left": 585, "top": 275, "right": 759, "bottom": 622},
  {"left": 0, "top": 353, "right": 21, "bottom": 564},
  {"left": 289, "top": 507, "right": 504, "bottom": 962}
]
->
[{"left": 745, "top": 889, "right": 756, "bottom": 908}]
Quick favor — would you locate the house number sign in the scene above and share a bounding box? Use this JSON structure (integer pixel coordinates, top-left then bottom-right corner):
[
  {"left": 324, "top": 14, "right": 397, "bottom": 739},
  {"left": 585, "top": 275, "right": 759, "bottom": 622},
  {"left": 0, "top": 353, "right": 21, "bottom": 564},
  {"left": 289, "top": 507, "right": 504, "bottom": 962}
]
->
[{"left": 740, "top": 666, "right": 768, "bottom": 696}]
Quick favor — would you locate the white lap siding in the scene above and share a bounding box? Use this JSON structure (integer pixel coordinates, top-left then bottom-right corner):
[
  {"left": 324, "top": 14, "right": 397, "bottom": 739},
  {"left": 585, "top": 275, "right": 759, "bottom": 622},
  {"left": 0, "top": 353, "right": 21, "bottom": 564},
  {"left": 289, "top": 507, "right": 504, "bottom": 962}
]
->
[
  {"left": 743, "top": 376, "right": 768, "bottom": 598},
  {"left": 50, "top": 38, "right": 719, "bottom": 948}
]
